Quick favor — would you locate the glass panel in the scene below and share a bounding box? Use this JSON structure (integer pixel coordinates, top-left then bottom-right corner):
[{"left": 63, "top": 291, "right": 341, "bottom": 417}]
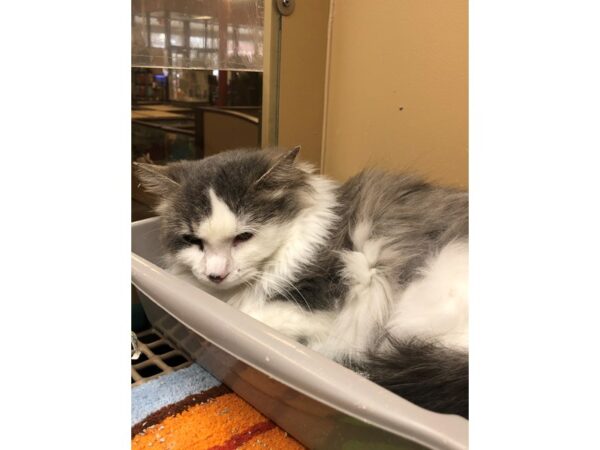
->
[
  {"left": 132, "top": 0, "right": 264, "bottom": 71},
  {"left": 132, "top": 123, "right": 197, "bottom": 163},
  {"left": 169, "top": 20, "right": 184, "bottom": 47},
  {"left": 132, "top": 68, "right": 262, "bottom": 105},
  {"left": 168, "top": 69, "right": 211, "bottom": 102},
  {"left": 150, "top": 32, "right": 165, "bottom": 49}
]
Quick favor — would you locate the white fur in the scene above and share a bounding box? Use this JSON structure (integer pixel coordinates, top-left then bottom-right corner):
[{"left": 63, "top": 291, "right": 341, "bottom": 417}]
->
[
  {"left": 312, "top": 222, "right": 395, "bottom": 362},
  {"left": 225, "top": 174, "right": 340, "bottom": 341},
  {"left": 168, "top": 169, "right": 468, "bottom": 361},
  {"left": 198, "top": 189, "right": 238, "bottom": 241},
  {"left": 173, "top": 188, "right": 285, "bottom": 288},
  {"left": 257, "top": 175, "right": 339, "bottom": 297},
  {"left": 173, "top": 189, "right": 242, "bottom": 283},
  {"left": 236, "top": 295, "right": 334, "bottom": 345},
  {"left": 312, "top": 229, "right": 468, "bottom": 361},
  {"left": 386, "top": 240, "right": 469, "bottom": 349},
  {"left": 172, "top": 174, "right": 339, "bottom": 314}
]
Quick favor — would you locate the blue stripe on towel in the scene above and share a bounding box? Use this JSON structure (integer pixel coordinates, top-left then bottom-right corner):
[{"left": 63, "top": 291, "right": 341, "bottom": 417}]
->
[{"left": 131, "top": 364, "right": 220, "bottom": 425}]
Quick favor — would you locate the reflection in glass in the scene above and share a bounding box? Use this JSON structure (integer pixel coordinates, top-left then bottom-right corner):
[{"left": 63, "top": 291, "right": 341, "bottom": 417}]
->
[
  {"left": 170, "top": 20, "right": 184, "bottom": 47},
  {"left": 150, "top": 33, "right": 165, "bottom": 49},
  {"left": 132, "top": 0, "right": 264, "bottom": 71}
]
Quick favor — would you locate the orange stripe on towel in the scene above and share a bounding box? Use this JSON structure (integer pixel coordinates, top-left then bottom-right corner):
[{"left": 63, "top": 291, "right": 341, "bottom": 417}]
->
[
  {"left": 131, "top": 392, "right": 304, "bottom": 450},
  {"left": 238, "top": 427, "right": 306, "bottom": 450},
  {"left": 131, "top": 385, "right": 231, "bottom": 438},
  {"left": 206, "top": 421, "right": 275, "bottom": 450}
]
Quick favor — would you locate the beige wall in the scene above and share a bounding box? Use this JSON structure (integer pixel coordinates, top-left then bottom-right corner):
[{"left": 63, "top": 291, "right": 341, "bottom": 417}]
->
[
  {"left": 321, "top": 0, "right": 468, "bottom": 188},
  {"left": 276, "top": 0, "right": 331, "bottom": 169},
  {"left": 204, "top": 112, "right": 260, "bottom": 157}
]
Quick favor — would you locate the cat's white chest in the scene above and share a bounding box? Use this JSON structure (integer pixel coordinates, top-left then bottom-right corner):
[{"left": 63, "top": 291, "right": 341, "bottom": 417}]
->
[{"left": 228, "top": 287, "right": 335, "bottom": 344}]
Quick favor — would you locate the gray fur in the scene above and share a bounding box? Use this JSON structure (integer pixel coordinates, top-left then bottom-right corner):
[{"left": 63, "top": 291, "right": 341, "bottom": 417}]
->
[
  {"left": 136, "top": 147, "right": 469, "bottom": 417},
  {"left": 136, "top": 148, "right": 314, "bottom": 255},
  {"left": 338, "top": 170, "right": 468, "bottom": 285},
  {"left": 136, "top": 148, "right": 468, "bottom": 310},
  {"left": 358, "top": 336, "right": 469, "bottom": 418},
  {"left": 259, "top": 168, "right": 468, "bottom": 312}
]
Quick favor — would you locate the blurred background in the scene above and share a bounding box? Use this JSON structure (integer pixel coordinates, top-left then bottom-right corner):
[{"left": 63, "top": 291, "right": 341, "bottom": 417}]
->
[
  {"left": 132, "top": 0, "right": 265, "bottom": 220},
  {"left": 131, "top": 0, "right": 467, "bottom": 221}
]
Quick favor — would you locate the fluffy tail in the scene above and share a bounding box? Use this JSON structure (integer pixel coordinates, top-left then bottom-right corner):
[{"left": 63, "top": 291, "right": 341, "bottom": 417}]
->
[{"left": 359, "top": 337, "right": 468, "bottom": 418}]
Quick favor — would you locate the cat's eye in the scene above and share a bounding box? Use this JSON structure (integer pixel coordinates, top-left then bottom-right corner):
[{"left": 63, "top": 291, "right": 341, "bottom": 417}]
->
[
  {"left": 233, "top": 232, "right": 253, "bottom": 245},
  {"left": 182, "top": 234, "right": 204, "bottom": 250}
]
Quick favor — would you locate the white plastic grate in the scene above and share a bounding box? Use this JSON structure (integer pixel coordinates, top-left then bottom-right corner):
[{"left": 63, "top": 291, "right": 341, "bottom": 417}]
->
[{"left": 131, "top": 328, "right": 192, "bottom": 386}]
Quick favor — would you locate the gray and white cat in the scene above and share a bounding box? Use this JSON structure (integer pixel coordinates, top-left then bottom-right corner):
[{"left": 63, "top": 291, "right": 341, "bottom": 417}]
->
[{"left": 135, "top": 147, "right": 468, "bottom": 418}]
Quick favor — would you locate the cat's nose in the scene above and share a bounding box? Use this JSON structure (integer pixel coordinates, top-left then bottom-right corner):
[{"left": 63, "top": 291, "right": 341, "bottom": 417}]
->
[{"left": 208, "top": 273, "right": 228, "bottom": 284}]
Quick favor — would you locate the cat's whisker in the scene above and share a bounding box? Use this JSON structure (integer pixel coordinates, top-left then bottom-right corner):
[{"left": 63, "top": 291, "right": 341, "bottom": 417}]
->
[
  {"left": 255, "top": 273, "right": 306, "bottom": 312},
  {"left": 256, "top": 271, "right": 314, "bottom": 313}
]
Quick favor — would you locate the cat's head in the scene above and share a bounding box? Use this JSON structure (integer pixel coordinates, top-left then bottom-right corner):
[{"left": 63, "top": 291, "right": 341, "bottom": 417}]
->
[{"left": 135, "top": 147, "right": 320, "bottom": 291}]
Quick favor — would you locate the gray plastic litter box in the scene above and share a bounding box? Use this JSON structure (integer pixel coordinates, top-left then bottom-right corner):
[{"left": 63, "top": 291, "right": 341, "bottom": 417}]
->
[{"left": 132, "top": 217, "right": 468, "bottom": 450}]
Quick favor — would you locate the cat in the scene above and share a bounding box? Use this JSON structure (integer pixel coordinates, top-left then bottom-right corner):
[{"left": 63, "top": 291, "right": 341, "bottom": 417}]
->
[{"left": 135, "top": 146, "right": 469, "bottom": 418}]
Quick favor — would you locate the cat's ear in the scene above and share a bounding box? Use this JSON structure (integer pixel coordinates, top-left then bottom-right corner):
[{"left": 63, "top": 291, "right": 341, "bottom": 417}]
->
[
  {"left": 255, "top": 146, "right": 301, "bottom": 185},
  {"left": 280, "top": 145, "right": 301, "bottom": 164},
  {"left": 133, "top": 162, "right": 181, "bottom": 197}
]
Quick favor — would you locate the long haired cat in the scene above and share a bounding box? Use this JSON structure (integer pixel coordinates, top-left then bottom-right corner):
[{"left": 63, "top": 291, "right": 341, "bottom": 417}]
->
[{"left": 135, "top": 147, "right": 468, "bottom": 418}]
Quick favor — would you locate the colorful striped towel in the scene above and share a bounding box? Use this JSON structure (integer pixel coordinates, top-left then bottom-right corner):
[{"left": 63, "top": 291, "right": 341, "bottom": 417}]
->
[{"left": 131, "top": 363, "right": 305, "bottom": 450}]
